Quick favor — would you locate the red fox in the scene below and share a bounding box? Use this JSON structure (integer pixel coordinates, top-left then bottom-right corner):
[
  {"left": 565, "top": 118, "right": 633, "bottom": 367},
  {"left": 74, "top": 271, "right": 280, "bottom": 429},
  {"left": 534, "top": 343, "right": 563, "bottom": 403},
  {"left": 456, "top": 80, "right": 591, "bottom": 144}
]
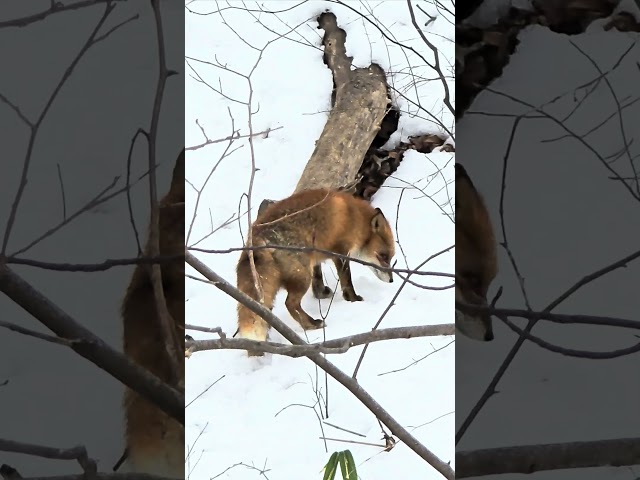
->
[
  {"left": 258, "top": 198, "right": 330, "bottom": 307},
  {"left": 455, "top": 163, "right": 498, "bottom": 342},
  {"left": 238, "top": 188, "right": 396, "bottom": 355},
  {"left": 120, "top": 150, "right": 185, "bottom": 476}
]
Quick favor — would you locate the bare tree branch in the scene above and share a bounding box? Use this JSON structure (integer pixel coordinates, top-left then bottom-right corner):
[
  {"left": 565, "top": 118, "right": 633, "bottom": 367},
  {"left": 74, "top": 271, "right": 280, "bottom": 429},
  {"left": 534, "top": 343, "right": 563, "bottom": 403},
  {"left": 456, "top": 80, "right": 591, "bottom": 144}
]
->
[
  {"left": 497, "top": 314, "right": 640, "bottom": 359},
  {"left": 185, "top": 108, "right": 240, "bottom": 246},
  {"left": 145, "top": 0, "right": 182, "bottom": 385},
  {"left": 0, "top": 0, "right": 122, "bottom": 29},
  {"left": 189, "top": 244, "right": 454, "bottom": 278},
  {"left": 457, "top": 246, "right": 640, "bottom": 444},
  {"left": 1, "top": 2, "right": 130, "bottom": 255},
  {"left": 0, "top": 439, "right": 96, "bottom": 477},
  {"left": 352, "top": 244, "right": 455, "bottom": 378},
  {"left": 0, "top": 264, "right": 184, "bottom": 424},
  {"left": 185, "top": 324, "right": 454, "bottom": 356},
  {"left": 10, "top": 176, "right": 120, "bottom": 257},
  {"left": 6, "top": 255, "right": 183, "bottom": 272},
  {"left": 185, "top": 125, "right": 281, "bottom": 151},
  {"left": 0, "top": 320, "right": 77, "bottom": 347},
  {"left": 456, "top": 303, "right": 640, "bottom": 330},
  {"left": 483, "top": 86, "right": 640, "bottom": 203},
  {"left": 185, "top": 324, "right": 224, "bottom": 336},
  {"left": 406, "top": 0, "right": 454, "bottom": 117}
]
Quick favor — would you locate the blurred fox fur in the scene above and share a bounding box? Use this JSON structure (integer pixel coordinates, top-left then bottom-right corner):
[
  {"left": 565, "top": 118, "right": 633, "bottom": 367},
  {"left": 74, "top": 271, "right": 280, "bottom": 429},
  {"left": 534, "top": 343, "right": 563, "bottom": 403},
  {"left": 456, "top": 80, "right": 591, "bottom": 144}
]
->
[
  {"left": 455, "top": 163, "right": 498, "bottom": 341},
  {"left": 238, "top": 188, "right": 396, "bottom": 356},
  {"left": 121, "top": 149, "right": 185, "bottom": 476}
]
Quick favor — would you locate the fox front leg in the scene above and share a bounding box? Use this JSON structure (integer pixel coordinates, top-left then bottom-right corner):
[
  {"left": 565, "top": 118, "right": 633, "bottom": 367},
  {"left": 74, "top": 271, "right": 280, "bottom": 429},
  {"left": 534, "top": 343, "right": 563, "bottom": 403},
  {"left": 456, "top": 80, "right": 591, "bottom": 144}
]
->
[
  {"left": 311, "top": 264, "right": 333, "bottom": 299},
  {"left": 333, "top": 258, "right": 363, "bottom": 302}
]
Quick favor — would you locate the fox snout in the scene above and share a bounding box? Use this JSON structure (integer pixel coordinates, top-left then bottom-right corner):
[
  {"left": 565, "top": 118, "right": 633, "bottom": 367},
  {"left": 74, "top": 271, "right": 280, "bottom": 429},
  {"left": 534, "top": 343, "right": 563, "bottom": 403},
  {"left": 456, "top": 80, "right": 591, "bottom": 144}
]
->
[
  {"left": 370, "top": 264, "right": 393, "bottom": 283},
  {"left": 455, "top": 284, "right": 494, "bottom": 342},
  {"left": 455, "top": 308, "right": 494, "bottom": 341},
  {"left": 364, "top": 252, "right": 393, "bottom": 283}
]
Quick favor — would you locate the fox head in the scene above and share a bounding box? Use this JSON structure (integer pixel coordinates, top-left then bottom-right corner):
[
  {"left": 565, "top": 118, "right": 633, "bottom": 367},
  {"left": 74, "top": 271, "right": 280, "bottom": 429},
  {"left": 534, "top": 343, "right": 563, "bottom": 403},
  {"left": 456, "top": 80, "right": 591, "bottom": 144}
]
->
[
  {"left": 358, "top": 208, "right": 396, "bottom": 283},
  {"left": 455, "top": 274, "right": 494, "bottom": 341},
  {"left": 455, "top": 163, "right": 497, "bottom": 342}
]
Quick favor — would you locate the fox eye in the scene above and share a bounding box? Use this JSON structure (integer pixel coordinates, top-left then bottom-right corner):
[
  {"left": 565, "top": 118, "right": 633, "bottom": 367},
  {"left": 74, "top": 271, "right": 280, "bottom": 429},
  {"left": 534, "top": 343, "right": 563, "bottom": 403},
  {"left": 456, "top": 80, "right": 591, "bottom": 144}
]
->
[{"left": 378, "top": 253, "right": 390, "bottom": 263}]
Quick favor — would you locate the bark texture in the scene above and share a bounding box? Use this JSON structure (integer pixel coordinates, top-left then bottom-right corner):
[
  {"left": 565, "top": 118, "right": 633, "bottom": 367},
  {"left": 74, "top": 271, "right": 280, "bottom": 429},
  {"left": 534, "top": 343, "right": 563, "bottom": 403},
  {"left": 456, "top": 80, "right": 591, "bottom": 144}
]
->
[
  {"left": 293, "top": 12, "right": 390, "bottom": 194},
  {"left": 355, "top": 134, "right": 454, "bottom": 201}
]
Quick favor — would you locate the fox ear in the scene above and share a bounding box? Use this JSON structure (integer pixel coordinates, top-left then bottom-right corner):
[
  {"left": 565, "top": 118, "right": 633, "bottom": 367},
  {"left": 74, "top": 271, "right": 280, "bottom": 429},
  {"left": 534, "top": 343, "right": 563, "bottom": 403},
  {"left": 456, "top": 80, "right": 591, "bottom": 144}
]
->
[{"left": 371, "top": 209, "right": 385, "bottom": 230}]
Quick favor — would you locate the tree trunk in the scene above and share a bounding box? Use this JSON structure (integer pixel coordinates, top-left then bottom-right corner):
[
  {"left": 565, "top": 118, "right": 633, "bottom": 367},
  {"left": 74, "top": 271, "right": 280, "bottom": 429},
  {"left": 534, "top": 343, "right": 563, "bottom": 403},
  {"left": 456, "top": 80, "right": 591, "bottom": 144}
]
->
[{"left": 293, "top": 12, "right": 389, "bottom": 194}]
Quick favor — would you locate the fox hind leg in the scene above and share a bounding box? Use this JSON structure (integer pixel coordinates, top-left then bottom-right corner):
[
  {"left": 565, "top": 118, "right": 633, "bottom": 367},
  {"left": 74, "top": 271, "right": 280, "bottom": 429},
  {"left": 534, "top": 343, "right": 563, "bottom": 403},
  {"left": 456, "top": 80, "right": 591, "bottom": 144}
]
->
[
  {"left": 283, "top": 260, "right": 325, "bottom": 330},
  {"left": 236, "top": 252, "right": 279, "bottom": 356},
  {"left": 237, "top": 306, "right": 270, "bottom": 357}
]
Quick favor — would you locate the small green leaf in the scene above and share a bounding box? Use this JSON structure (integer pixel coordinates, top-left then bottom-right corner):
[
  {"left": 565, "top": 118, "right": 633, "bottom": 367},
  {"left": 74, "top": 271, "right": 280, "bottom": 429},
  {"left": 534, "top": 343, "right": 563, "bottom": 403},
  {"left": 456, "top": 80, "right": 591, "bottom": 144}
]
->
[
  {"left": 323, "top": 451, "right": 340, "bottom": 480},
  {"left": 338, "top": 450, "right": 357, "bottom": 479},
  {"left": 343, "top": 450, "right": 358, "bottom": 478},
  {"left": 338, "top": 451, "right": 348, "bottom": 479}
]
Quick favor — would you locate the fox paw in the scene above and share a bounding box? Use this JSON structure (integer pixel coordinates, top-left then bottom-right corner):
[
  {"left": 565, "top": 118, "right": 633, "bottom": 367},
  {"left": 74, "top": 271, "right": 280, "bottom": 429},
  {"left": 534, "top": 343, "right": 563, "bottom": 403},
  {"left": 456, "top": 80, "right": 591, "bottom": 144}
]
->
[
  {"left": 343, "top": 289, "right": 363, "bottom": 302},
  {"left": 313, "top": 285, "right": 333, "bottom": 299},
  {"left": 305, "top": 319, "right": 326, "bottom": 330}
]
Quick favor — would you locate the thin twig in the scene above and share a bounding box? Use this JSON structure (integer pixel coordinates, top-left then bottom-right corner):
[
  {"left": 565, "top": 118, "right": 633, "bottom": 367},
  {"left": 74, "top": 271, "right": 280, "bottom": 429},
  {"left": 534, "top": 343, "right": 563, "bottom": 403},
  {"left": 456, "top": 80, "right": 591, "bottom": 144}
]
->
[
  {"left": 352, "top": 244, "right": 455, "bottom": 378},
  {"left": 189, "top": 244, "right": 454, "bottom": 278},
  {"left": 185, "top": 125, "right": 281, "bottom": 151},
  {"left": 0, "top": 320, "right": 78, "bottom": 347},
  {"left": 6, "top": 255, "right": 183, "bottom": 272},
  {"left": 319, "top": 437, "right": 386, "bottom": 448},
  {"left": 2, "top": 3, "right": 121, "bottom": 255},
  {"left": 0, "top": 439, "right": 97, "bottom": 478},
  {"left": 146, "top": 0, "right": 182, "bottom": 384}
]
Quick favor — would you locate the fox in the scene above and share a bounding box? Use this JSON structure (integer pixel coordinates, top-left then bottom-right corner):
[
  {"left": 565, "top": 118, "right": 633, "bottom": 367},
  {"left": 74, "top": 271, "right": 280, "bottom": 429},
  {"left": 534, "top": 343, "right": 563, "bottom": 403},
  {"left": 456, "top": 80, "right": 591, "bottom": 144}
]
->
[
  {"left": 455, "top": 163, "right": 498, "bottom": 342},
  {"left": 120, "top": 149, "right": 185, "bottom": 477},
  {"left": 257, "top": 198, "right": 331, "bottom": 303},
  {"left": 238, "top": 188, "right": 396, "bottom": 355},
  {"left": 257, "top": 181, "right": 361, "bottom": 301}
]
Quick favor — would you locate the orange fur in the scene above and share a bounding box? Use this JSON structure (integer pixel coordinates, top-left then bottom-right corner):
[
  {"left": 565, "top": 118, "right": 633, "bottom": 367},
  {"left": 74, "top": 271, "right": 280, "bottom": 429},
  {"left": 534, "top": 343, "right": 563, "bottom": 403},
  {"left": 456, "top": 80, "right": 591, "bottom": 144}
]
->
[
  {"left": 237, "top": 189, "right": 396, "bottom": 356},
  {"left": 121, "top": 150, "right": 185, "bottom": 476},
  {"left": 455, "top": 163, "right": 498, "bottom": 341}
]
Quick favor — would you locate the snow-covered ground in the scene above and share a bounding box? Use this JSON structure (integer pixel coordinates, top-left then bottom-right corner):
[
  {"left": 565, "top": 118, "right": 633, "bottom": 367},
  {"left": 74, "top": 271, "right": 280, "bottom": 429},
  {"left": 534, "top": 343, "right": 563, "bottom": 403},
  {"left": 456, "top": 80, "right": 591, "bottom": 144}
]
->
[
  {"left": 185, "top": 1, "right": 455, "bottom": 478},
  {"left": 457, "top": 2, "right": 640, "bottom": 479}
]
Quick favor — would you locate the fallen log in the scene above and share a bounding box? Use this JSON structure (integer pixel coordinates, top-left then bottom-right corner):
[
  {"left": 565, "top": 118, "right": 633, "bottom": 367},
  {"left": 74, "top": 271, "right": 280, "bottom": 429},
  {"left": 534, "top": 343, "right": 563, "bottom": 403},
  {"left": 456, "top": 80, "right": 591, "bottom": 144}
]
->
[{"left": 293, "top": 11, "right": 390, "bottom": 194}]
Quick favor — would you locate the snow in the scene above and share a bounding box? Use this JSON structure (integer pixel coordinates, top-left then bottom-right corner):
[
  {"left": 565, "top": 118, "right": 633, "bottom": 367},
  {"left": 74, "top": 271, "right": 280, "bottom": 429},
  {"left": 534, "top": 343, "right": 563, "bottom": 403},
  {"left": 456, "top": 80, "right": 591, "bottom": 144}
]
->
[
  {"left": 456, "top": 12, "right": 640, "bottom": 480},
  {"left": 185, "top": 1, "right": 455, "bottom": 479}
]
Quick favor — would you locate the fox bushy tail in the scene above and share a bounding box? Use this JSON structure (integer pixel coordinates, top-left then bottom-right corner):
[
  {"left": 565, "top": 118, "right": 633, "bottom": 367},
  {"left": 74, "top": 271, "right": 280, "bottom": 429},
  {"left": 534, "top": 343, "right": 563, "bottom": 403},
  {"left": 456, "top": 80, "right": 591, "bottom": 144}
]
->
[{"left": 236, "top": 249, "right": 281, "bottom": 348}]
